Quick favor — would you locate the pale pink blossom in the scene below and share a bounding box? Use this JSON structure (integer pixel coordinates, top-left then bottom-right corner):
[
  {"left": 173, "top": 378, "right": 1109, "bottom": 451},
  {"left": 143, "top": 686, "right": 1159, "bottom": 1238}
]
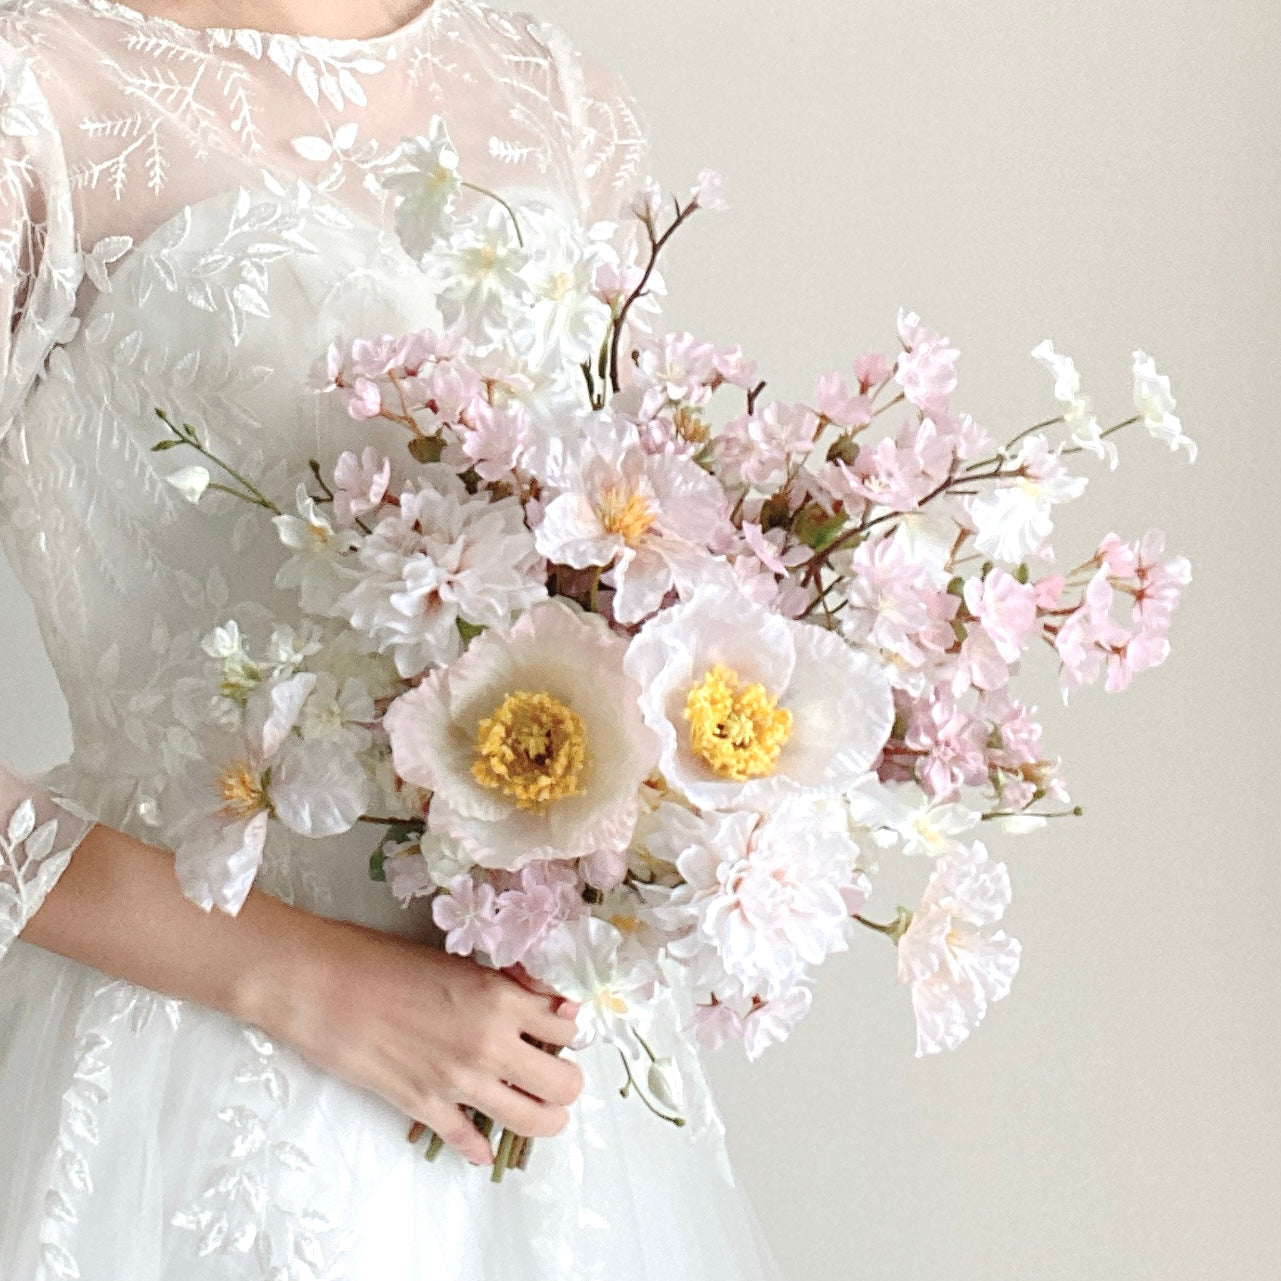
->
[
  {"left": 815, "top": 370, "right": 873, "bottom": 428},
  {"left": 690, "top": 168, "right": 730, "bottom": 211},
  {"left": 903, "top": 694, "right": 990, "bottom": 800},
  {"left": 963, "top": 568, "right": 1038, "bottom": 663},
  {"left": 853, "top": 350, "right": 893, "bottom": 391},
  {"left": 712, "top": 343, "right": 759, "bottom": 389},
  {"left": 714, "top": 402, "right": 820, "bottom": 489},
  {"left": 332, "top": 447, "right": 392, "bottom": 527},
  {"left": 742, "top": 985, "right": 814, "bottom": 1060},
  {"left": 633, "top": 331, "right": 720, "bottom": 418},
  {"left": 898, "top": 841, "right": 1021, "bottom": 1056},
  {"left": 531, "top": 415, "right": 727, "bottom": 624},
  {"left": 688, "top": 1000, "right": 746, "bottom": 1052},
  {"left": 894, "top": 309, "right": 959, "bottom": 415},
  {"left": 489, "top": 878, "right": 562, "bottom": 968},
  {"left": 433, "top": 874, "right": 501, "bottom": 957}
]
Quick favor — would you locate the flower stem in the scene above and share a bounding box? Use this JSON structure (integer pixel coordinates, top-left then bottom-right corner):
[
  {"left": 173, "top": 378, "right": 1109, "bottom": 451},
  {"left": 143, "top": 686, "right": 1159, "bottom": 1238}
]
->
[
  {"left": 492, "top": 1126, "right": 518, "bottom": 1182},
  {"left": 461, "top": 180, "right": 525, "bottom": 248}
]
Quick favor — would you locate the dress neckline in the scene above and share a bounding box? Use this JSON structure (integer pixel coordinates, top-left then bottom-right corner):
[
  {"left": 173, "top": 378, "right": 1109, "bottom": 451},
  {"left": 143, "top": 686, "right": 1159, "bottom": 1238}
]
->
[{"left": 75, "top": 0, "right": 458, "bottom": 51}]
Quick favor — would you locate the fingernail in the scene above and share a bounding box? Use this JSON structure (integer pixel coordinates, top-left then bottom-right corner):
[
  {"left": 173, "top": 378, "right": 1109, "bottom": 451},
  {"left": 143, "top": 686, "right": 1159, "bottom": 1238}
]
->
[{"left": 560, "top": 1000, "right": 580, "bottom": 1018}]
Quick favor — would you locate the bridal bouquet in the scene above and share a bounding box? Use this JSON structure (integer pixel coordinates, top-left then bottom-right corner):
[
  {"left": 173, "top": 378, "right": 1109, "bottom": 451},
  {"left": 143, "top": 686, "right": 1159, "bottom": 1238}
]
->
[{"left": 153, "top": 118, "right": 1193, "bottom": 1180}]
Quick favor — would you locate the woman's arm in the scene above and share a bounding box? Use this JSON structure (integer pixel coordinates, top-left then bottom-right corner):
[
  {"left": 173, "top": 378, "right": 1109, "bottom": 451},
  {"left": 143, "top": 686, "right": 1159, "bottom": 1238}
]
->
[{"left": 20, "top": 822, "right": 586, "bottom": 1167}]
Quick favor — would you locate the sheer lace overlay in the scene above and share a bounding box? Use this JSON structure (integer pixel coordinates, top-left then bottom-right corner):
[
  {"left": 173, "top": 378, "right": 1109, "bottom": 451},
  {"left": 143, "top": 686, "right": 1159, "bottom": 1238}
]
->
[{"left": 0, "top": 3, "right": 785, "bottom": 1278}]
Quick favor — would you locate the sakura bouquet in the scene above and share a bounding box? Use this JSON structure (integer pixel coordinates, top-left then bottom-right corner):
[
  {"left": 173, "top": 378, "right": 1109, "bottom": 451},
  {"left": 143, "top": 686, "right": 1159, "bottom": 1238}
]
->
[{"left": 152, "top": 117, "right": 1193, "bottom": 1180}]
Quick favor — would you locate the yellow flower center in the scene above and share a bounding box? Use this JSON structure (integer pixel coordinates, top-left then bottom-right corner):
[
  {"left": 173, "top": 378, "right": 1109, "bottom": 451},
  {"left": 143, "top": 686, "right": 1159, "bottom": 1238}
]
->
[
  {"left": 597, "top": 484, "right": 655, "bottom": 548},
  {"left": 684, "top": 663, "right": 793, "bottom": 782},
  {"left": 219, "top": 760, "right": 268, "bottom": 819},
  {"left": 672, "top": 406, "right": 710, "bottom": 446},
  {"left": 472, "top": 690, "right": 588, "bottom": 812}
]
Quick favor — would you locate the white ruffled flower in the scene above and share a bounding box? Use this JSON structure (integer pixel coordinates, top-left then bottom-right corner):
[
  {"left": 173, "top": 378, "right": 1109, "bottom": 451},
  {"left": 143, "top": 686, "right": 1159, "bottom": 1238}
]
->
[
  {"left": 274, "top": 483, "right": 358, "bottom": 614},
  {"left": 532, "top": 414, "right": 727, "bottom": 624},
  {"left": 1131, "top": 350, "right": 1196, "bottom": 462},
  {"left": 624, "top": 586, "right": 894, "bottom": 810},
  {"left": 643, "top": 801, "right": 860, "bottom": 1002},
  {"left": 421, "top": 203, "right": 532, "bottom": 346},
  {"left": 1030, "top": 339, "right": 1116, "bottom": 469},
  {"left": 295, "top": 671, "right": 375, "bottom": 750},
  {"left": 523, "top": 914, "right": 659, "bottom": 1049},
  {"left": 383, "top": 116, "right": 463, "bottom": 261},
  {"left": 383, "top": 599, "right": 658, "bottom": 870},
  {"left": 966, "top": 434, "right": 1087, "bottom": 564},
  {"left": 897, "top": 841, "right": 1022, "bottom": 1056},
  {"left": 511, "top": 204, "right": 616, "bottom": 371},
  {"left": 338, "top": 465, "right": 546, "bottom": 678}
]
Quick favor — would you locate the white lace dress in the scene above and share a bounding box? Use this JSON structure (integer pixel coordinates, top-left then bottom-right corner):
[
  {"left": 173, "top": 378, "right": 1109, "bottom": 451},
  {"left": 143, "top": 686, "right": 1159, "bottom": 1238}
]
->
[{"left": 0, "top": 2, "right": 786, "bottom": 1276}]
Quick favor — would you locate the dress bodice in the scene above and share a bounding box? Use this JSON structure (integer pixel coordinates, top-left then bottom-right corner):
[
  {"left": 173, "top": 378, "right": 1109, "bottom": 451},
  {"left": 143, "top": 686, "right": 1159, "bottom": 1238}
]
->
[{"left": 0, "top": 0, "right": 651, "bottom": 935}]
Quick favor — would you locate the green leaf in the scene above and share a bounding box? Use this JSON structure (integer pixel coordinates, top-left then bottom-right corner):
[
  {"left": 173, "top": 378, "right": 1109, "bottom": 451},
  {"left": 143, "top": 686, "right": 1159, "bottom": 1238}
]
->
[
  {"left": 150, "top": 439, "right": 183, "bottom": 452},
  {"left": 369, "top": 851, "right": 387, "bottom": 882},
  {"left": 457, "top": 618, "right": 484, "bottom": 644},
  {"left": 794, "top": 508, "right": 849, "bottom": 552}
]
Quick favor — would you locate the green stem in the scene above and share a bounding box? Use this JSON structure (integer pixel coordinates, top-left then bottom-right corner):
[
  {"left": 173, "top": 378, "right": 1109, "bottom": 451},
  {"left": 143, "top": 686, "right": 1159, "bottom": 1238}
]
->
[{"left": 462, "top": 180, "right": 525, "bottom": 248}]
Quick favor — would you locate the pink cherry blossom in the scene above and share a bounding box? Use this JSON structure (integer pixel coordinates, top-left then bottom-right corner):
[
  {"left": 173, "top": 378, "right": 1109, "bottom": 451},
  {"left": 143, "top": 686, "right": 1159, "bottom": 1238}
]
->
[
  {"left": 894, "top": 310, "right": 960, "bottom": 415},
  {"left": 853, "top": 350, "right": 893, "bottom": 391},
  {"left": 963, "top": 568, "right": 1038, "bottom": 663},
  {"left": 715, "top": 401, "right": 821, "bottom": 489},
  {"left": 332, "top": 447, "right": 392, "bottom": 527},
  {"left": 432, "top": 873, "right": 501, "bottom": 957}
]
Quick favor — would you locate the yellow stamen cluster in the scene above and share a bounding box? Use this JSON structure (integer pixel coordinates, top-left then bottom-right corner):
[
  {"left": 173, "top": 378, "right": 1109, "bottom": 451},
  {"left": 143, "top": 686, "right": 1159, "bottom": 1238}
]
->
[
  {"left": 219, "top": 760, "right": 269, "bottom": 818},
  {"left": 472, "top": 690, "right": 588, "bottom": 812},
  {"left": 672, "top": 406, "right": 711, "bottom": 447},
  {"left": 684, "top": 663, "right": 793, "bottom": 782},
  {"left": 597, "top": 484, "right": 655, "bottom": 548}
]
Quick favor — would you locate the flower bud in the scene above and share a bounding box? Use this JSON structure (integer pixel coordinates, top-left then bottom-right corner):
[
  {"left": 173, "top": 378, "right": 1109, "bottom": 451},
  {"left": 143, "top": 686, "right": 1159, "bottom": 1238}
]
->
[{"left": 646, "top": 1056, "right": 685, "bottom": 1113}]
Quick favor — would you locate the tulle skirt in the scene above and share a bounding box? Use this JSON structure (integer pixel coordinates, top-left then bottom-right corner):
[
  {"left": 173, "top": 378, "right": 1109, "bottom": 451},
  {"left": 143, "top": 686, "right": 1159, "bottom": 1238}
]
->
[{"left": 0, "top": 932, "right": 786, "bottom": 1280}]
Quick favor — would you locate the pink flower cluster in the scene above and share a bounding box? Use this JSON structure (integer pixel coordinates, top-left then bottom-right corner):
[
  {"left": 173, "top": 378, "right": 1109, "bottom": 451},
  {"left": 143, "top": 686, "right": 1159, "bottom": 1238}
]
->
[{"left": 1051, "top": 531, "right": 1192, "bottom": 696}]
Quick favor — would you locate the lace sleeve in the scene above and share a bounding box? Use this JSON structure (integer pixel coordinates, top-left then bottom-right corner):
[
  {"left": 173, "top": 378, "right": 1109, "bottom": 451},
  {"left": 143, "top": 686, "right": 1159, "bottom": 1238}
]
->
[
  {"left": 0, "top": 38, "right": 95, "bottom": 961},
  {"left": 0, "top": 35, "right": 78, "bottom": 442},
  {"left": 540, "top": 22, "right": 652, "bottom": 227}
]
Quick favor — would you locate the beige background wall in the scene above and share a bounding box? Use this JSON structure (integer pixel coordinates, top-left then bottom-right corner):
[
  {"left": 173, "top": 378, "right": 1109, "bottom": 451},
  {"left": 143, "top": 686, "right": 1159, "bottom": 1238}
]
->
[
  {"left": 1, "top": 1, "right": 1276, "bottom": 1278},
  {"left": 524, "top": 2, "right": 1278, "bottom": 1278}
]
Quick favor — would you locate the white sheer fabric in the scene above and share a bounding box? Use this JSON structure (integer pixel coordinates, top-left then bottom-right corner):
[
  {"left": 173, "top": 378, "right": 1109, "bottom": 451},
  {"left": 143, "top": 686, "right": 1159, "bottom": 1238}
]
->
[{"left": 0, "top": 2, "right": 786, "bottom": 1276}]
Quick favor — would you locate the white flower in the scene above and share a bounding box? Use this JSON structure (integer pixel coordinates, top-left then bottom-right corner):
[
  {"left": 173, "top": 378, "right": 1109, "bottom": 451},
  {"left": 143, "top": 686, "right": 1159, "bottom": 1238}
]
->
[
  {"left": 523, "top": 914, "right": 658, "bottom": 1049},
  {"left": 165, "top": 464, "right": 211, "bottom": 504},
  {"left": 1030, "top": 339, "right": 1116, "bottom": 469},
  {"left": 295, "top": 671, "right": 375, "bottom": 750},
  {"left": 166, "top": 672, "right": 366, "bottom": 914},
  {"left": 274, "top": 483, "right": 358, "bottom": 614},
  {"left": 532, "top": 414, "right": 727, "bottom": 624},
  {"left": 897, "top": 841, "right": 1022, "bottom": 1056},
  {"left": 383, "top": 117, "right": 463, "bottom": 260},
  {"left": 338, "top": 465, "right": 546, "bottom": 678},
  {"left": 511, "top": 204, "right": 616, "bottom": 370},
  {"left": 383, "top": 599, "right": 658, "bottom": 870},
  {"left": 869, "top": 782, "right": 981, "bottom": 857},
  {"left": 644, "top": 801, "right": 860, "bottom": 1001},
  {"left": 422, "top": 203, "right": 532, "bottom": 346},
  {"left": 741, "top": 985, "right": 813, "bottom": 1059},
  {"left": 625, "top": 586, "right": 894, "bottom": 810},
  {"left": 966, "top": 434, "right": 1087, "bottom": 564},
  {"left": 1132, "top": 350, "right": 1196, "bottom": 462}
]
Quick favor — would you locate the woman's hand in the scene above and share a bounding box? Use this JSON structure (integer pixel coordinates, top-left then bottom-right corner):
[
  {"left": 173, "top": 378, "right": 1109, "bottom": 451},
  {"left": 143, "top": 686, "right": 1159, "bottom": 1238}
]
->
[{"left": 256, "top": 915, "right": 587, "bottom": 1167}]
